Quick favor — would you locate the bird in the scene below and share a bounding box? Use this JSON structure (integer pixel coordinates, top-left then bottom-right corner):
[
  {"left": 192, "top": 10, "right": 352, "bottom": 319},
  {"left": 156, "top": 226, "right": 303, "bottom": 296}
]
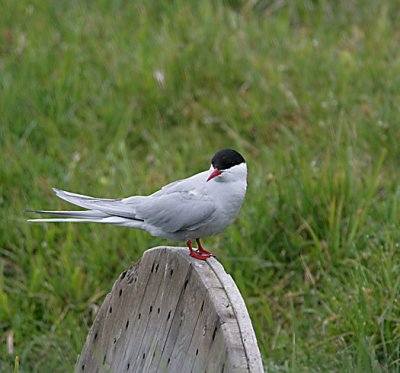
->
[{"left": 27, "top": 149, "right": 247, "bottom": 260}]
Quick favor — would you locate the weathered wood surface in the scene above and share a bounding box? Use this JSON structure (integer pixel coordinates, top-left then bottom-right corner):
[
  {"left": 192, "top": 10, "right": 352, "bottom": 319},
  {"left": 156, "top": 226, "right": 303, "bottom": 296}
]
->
[{"left": 76, "top": 246, "right": 264, "bottom": 373}]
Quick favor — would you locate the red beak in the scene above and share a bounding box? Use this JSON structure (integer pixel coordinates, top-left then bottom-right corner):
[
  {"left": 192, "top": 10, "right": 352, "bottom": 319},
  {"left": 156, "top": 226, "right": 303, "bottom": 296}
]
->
[{"left": 207, "top": 168, "right": 222, "bottom": 182}]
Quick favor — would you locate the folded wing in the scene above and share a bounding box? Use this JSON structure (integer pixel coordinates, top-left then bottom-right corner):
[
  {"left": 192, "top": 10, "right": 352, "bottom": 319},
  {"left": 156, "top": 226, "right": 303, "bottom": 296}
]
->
[{"left": 135, "top": 191, "right": 215, "bottom": 232}]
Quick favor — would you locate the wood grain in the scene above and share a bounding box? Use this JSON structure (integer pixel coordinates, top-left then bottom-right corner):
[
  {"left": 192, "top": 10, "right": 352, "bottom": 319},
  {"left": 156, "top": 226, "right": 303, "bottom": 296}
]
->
[{"left": 76, "top": 247, "right": 264, "bottom": 373}]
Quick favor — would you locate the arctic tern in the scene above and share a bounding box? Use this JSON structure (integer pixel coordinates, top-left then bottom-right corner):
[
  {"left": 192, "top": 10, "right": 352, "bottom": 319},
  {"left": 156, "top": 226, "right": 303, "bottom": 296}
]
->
[{"left": 27, "top": 149, "right": 247, "bottom": 260}]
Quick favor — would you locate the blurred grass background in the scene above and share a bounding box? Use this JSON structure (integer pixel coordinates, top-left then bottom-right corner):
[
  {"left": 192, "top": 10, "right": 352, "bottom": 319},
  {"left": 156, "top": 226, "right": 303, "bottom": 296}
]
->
[{"left": 1, "top": 0, "right": 400, "bottom": 371}]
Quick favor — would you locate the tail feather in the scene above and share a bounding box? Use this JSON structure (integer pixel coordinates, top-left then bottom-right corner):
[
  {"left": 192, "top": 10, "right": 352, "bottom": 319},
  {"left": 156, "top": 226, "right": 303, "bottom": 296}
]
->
[
  {"left": 25, "top": 209, "right": 107, "bottom": 218},
  {"left": 26, "top": 188, "right": 144, "bottom": 227},
  {"left": 27, "top": 216, "right": 128, "bottom": 224}
]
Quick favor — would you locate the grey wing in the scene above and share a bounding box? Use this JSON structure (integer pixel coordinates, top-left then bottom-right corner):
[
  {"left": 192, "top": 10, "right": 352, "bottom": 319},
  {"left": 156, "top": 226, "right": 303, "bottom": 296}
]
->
[
  {"left": 135, "top": 191, "right": 215, "bottom": 233},
  {"left": 48, "top": 170, "right": 213, "bottom": 231},
  {"left": 150, "top": 170, "right": 209, "bottom": 197}
]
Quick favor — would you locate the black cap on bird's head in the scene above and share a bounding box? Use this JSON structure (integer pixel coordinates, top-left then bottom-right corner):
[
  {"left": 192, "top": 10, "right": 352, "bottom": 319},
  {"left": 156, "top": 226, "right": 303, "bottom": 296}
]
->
[
  {"left": 207, "top": 149, "right": 246, "bottom": 181},
  {"left": 211, "top": 149, "right": 245, "bottom": 170}
]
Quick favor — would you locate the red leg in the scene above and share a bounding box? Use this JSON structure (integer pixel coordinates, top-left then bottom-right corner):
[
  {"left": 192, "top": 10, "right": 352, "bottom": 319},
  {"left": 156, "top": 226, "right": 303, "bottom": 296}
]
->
[
  {"left": 196, "top": 238, "right": 213, "bottom": 256},
  {"left": 187, "top": 240, "right": 211, "bottom": 260}
]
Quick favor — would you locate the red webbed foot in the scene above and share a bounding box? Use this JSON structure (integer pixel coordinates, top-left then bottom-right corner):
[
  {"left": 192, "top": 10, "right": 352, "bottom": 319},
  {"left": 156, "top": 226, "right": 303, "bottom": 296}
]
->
[
  {"left": 187, "top": 240, "right": 212, "bottom": 261},
  {"left": 196, "top": 238, "right": 213, "bottom": 256},
  {"left": 189, "top": 250, "right": 211, "bottom": 260}
]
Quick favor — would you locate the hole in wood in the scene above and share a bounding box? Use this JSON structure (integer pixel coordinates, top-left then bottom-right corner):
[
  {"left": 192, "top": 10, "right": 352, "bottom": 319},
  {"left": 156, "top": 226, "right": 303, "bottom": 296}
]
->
[
  {"left": 109, "top": 306, "right": 112, "bottom": 314},
  {"left": 120, "top": 271, "right": 127, "bottom": 279},
  {"left": 134, "top": 277, "right": 137, "bottom": 283},
  {"left": 138, "top": 313, "right": 141, "bottom": 319},
  {"left": 170, "top": 269, "right": 173, "bottom": 276},
  {"left": 142, "top": 353, "right": 146, "bottom": 360},
  {"left": 167, "top": 358, "right": 171, "bottom": 365},
  {"left": 119, "top": 289, "right": 123, "bottom": 297},
  {"left": 200, "top": 301, "right": 204, "bottom": 312},
  {"left": 157, "top": 307, "right": 160, "bottom": 314},
  {"left": 184, "top": 279, "right": 189, "bottom": 289},
  {"left": 167, "top": 310, "right": 171, "bottom": 320},
  {"left": 212, "top": 326, "right": 218, "bottom": 341},
  {"left": 125, "top": 320, "right": 129, "bottom": 329},
  {"left": 94, "top": 332, "right": 98, "bottom": 340},
  {"left": 113, "top": 338, "right": 116, "bottom": 344},
  {"left": 155, "top": 263, "right": 159, "bottom": 272},
  {"left": 149, "top": 305, "right": 153, "bottom": 313},
  {"left": 127, "top": 363, "right": 130, "bottom": 371},
  {"left": 81, "top": 364, "right": 85, "bottom": 371},
  {"left": 196, "top": 349, "right": 199, "bottom": 356},
  {"left": 103, "top": 355, "right": 106, "bottom": 365},
  {"left": 151, "top": 262, "right": 155, "bottom": 272}
]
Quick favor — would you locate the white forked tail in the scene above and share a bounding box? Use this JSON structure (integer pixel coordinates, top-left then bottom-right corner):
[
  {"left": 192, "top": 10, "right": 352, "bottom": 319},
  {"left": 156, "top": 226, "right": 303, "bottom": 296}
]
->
[{"left": 26, "top": 188, "right": 145, "bottom": 227}]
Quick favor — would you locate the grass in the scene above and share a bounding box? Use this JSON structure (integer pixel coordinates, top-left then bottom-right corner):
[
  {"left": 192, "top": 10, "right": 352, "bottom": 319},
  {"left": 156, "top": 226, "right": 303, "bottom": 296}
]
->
[{"left": 1, "top": 0, "right": 400, "bottom": 371}]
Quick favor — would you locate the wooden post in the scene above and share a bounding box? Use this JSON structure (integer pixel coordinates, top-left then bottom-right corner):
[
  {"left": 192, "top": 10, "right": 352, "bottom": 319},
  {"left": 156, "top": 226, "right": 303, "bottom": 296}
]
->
[{"left": 76, "top": 247, "right": 264, "bottom": 373}]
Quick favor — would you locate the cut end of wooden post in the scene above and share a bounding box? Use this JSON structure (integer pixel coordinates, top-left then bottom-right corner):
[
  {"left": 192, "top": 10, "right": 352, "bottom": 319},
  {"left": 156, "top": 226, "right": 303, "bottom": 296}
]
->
[{"left": 75, "top": 246, "right": 264, "bottom": 373}]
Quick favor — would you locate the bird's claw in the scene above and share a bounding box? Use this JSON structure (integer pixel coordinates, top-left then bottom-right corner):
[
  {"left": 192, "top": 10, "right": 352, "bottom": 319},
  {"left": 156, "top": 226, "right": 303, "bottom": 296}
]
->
[
  {"left": 190, "top": 250, "right": 213, "bottom": 260},
  {"left": 196, "top": 249, "right": 214, "bottom": 257},
  {"left": 197, "top": 248, "right": 213, "bottom": 256}
]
